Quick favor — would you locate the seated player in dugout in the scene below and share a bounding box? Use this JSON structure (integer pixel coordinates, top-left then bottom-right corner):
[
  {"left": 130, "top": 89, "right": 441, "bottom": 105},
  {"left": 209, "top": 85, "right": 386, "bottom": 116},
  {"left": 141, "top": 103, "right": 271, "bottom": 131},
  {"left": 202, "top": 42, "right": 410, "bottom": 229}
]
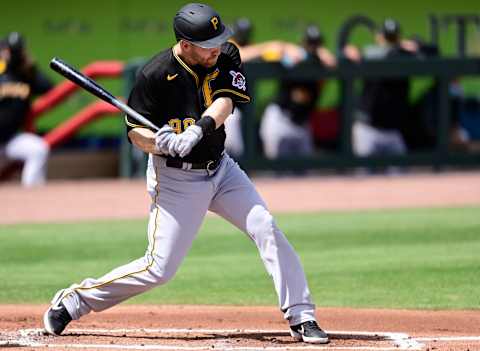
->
[
  {"left": 0, "top": 32, "right": 53, "bottom": 186},
  {"left": 341, "top": 19, "right": 475, "bottom": 161},
  {"left": 224, "top": 17, "right": 309, "bottom": 157},
  {"left": 343, "top": 19, "right": 417, "bottom": 162},
  {"left": 259, "top": 25, "right": 337, "bottom": 159},
  {"left": 230, "top": 18, "right": 303, "bottom": 65},
  {"left": 225, "top": 19, "right": 336, "bottom": 158},
  {"left": 43, "top": 3, "right": 330, "bottom": 345},
  {"left": 342, "top": 19, "right": 421, "bottom": 62}
]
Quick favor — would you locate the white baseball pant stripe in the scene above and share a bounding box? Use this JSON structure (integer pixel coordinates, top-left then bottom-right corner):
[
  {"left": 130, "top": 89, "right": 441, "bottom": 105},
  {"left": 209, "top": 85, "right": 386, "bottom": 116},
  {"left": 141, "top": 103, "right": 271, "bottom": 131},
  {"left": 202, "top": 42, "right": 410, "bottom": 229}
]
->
[{"left": 60, "top": 154, "right": 316, "bottom": 326}]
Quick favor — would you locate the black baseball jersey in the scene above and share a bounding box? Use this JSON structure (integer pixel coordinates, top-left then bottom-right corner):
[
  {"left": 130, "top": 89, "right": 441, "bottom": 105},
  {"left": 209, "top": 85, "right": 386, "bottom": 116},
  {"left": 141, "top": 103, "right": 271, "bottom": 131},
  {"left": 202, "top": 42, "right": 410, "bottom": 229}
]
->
[
  {"left": 276, "top": 53, "right": 323, "bottom": 126},
  {"left": 358, "top": 46, "right": 414, "bottom": 130},
  {"left": 0, "top": 60, "right": 53, "bottom": 143},
  {"left": 126, "top": 42, "right": 250, "bottom": 163}
]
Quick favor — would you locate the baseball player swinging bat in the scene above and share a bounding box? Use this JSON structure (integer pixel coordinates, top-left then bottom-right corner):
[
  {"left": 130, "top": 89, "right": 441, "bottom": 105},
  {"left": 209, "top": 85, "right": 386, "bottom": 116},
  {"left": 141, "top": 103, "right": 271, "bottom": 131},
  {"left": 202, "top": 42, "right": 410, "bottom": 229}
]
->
[{"left": 49, "top": 57, "right": 160, "bottom": 132}]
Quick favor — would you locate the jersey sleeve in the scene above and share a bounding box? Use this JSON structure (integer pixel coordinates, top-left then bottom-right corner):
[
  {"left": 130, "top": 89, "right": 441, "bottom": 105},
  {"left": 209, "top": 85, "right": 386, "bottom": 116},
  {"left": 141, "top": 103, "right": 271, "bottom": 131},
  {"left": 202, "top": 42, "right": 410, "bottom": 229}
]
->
[
  {"left": 211, "top": 43, "right": 251, "bottom": 105},
  {"left": 125, "top": 71, "right": 161, "bottom": 134}
]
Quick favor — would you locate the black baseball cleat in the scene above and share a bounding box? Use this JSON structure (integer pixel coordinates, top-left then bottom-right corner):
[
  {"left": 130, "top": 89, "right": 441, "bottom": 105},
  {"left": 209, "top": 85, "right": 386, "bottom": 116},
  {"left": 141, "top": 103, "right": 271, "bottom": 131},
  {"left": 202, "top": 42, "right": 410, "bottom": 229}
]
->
[
  {"left": 290, "top": 320, "right": 329, "bottom": 344},
  {"left": 43, "top": 302, "right": 72, "bottom": 335}
]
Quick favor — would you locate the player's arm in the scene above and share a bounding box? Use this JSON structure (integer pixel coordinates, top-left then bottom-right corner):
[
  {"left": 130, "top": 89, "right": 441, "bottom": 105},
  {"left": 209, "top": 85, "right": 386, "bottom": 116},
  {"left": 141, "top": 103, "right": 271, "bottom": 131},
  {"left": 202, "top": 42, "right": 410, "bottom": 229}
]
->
[
  {"left": 127, "top": 96, "right": 233, "bottom": 155},
  {"left": 128, "top": 124, "right": 179, "bottom": 157},
  {"left": 171, "top": 97, "right": 234, "bottom": 158},
  {"left": 201, "top": 43, "right": 250, "bottom": 130},
  {"left": 174, "top": 97, "right": 233, "bottom": 153},
  {"left": 125, "top": 70, "right": 176, "bottom": 156},
  {"left": 202, "top": 96, "right": 233, "bottom": 128},
  {"left": 342, "top": 44, "right": 362, "bottom": 62},
  {"left": 316, "top": 46, "right": 337, "bottom": 67},
  {"left": 125, "top": 70, "right": 157, "bottom": 153},
  {"left": 128, "top": 127, "right": 157, "bottom": 154},
  {"left": 173, "top": 43, "right": 251, "bottom": 158},
  {"left": 238, "top": 41, "right": 285, "bottom": 62}
]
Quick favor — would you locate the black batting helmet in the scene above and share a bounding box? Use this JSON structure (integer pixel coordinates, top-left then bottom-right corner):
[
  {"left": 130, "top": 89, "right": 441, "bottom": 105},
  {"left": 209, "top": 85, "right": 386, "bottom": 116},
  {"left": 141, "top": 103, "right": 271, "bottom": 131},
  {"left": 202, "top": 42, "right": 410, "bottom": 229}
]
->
[{"left": 173, "top": 3, "right": 233, "bottom": 48}]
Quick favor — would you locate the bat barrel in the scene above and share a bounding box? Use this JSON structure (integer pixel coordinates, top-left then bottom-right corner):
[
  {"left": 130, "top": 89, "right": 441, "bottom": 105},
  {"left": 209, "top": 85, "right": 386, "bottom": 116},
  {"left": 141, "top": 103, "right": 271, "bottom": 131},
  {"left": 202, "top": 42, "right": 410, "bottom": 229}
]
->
[
  {"left": 49, "top": 57, "right": 160, "bottom": 132},
  {"left": 50, "top": 57, "right": 116, "bottom": 104}
]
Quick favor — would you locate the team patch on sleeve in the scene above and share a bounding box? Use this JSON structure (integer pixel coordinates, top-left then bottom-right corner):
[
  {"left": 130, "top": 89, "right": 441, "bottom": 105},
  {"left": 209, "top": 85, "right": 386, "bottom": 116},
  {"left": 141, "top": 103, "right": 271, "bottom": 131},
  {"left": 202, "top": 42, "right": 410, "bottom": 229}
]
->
[{"left": 229, "top": 70, "right": 247, "bottom": 91}]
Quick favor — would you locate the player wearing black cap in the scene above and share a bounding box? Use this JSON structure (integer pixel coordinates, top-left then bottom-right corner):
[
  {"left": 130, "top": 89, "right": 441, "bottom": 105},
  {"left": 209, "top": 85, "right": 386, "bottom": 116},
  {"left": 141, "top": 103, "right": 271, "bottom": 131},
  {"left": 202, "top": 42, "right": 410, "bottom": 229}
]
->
[
  {"left": 232, "top": 17, "right": 254, "bottom": 47},
  {"left": 225, "top": 22, "right": 337, "bottom": 158},
  {"left": 260, "top": 24, "right": 336, "bottom": 159},
  {"left": 351, "top": 18, "right": 416, "bottom": 165},
  {"left": 44, "top": 3, "right": 329, "bottom": 344},
  {"left": 0, "top": 32, "right": 52, "bottom": 186}
]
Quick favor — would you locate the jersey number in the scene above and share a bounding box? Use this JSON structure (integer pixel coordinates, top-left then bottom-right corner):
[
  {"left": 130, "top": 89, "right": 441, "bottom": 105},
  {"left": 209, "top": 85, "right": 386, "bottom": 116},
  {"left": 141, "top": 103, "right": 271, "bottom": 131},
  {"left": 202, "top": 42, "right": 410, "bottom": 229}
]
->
[{"left": 168, "top": 118, "right": 195, "bottom": 134}]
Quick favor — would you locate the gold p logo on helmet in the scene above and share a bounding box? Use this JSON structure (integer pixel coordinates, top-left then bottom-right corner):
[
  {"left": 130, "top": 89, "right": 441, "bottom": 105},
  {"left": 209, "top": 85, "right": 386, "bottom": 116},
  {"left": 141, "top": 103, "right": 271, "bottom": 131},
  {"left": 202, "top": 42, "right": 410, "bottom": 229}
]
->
[{"left": 210, "top": 16, "right": 219, "bottom": 30}]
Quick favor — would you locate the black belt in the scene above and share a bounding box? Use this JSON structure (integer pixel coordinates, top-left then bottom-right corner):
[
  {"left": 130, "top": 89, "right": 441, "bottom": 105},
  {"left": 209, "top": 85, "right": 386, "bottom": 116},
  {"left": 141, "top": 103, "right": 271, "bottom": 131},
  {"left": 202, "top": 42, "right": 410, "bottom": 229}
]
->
[{"left": 166, "top": 157, "right": 221, "bottom": 171}]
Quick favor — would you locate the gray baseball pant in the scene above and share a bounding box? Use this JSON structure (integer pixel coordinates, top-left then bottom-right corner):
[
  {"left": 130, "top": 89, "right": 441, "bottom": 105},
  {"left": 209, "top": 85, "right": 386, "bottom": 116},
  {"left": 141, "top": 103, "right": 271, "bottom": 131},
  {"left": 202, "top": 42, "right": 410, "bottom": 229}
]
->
[{"left": 59, "top": 154, "right": 316, "bottom": 326}]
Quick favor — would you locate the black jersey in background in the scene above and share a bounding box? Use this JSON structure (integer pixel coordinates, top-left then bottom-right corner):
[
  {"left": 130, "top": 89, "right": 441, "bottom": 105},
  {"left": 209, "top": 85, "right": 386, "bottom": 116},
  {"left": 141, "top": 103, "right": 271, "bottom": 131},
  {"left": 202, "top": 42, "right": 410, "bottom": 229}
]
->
[
  {"left": 276, "top": 53, "right": 323, "bottom": 126},
  {"left": 0, "top": 62, "right": 52, "bottom": 144},
  {"left": 358, "top": 46, "right": 414, "bottom": 130}
]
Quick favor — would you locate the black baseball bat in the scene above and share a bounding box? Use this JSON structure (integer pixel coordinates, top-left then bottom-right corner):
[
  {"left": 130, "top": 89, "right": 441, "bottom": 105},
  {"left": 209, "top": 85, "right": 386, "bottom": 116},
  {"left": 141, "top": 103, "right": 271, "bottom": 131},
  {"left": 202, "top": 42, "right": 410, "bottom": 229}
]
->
[{"left": 49, "top": 57, "right": 160, "bottom": 131}]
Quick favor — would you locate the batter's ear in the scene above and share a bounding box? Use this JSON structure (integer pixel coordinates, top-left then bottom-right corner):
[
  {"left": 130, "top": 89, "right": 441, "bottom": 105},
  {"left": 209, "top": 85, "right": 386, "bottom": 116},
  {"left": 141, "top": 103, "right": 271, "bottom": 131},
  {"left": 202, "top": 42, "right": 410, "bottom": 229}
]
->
[{"left": 180, "top": 40, "right": 191, "bottom": 51}]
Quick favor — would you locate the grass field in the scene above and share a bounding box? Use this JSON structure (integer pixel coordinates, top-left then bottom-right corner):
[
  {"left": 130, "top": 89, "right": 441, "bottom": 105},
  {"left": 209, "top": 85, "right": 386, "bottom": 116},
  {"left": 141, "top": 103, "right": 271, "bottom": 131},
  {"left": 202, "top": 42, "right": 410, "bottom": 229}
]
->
[{"left": 1, "top": 206, "right": 479, "bottom": 309}]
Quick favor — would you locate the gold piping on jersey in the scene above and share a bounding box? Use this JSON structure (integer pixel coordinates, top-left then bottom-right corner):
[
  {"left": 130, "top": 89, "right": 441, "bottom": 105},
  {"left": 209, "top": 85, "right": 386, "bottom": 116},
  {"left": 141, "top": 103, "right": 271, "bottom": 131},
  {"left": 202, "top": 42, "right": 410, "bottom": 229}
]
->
[
  {"left": 202, "top": 68, "right": 220, "bottom": 107},
  {"left": 72, "top": 173, "right": 162, "bottom": 293},
  {"left": 227, "top": 39, "right": 240, "bottom": 48},
  {"left": 124, "top": 115, "right": 146, "bottom": 128},
  {"left": 212, "top": 89, "right": 251, "bottom": 102},
  {"left": 172, "top": 48, "right": 199, "bottom": 87}
]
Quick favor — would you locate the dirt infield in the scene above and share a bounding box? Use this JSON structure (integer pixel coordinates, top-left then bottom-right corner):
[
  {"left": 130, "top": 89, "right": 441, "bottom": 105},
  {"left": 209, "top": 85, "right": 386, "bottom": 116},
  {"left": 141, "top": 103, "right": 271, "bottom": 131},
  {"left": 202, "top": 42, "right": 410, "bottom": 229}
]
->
[
  {"left": 1, "top": 305, "right": 480, "bottom": 350},
  {"left": 1, "top": 171, "right": 480, "bottom": 350},
  {"left": 1, "top": 171, "right": 480, "bottom": 224}
]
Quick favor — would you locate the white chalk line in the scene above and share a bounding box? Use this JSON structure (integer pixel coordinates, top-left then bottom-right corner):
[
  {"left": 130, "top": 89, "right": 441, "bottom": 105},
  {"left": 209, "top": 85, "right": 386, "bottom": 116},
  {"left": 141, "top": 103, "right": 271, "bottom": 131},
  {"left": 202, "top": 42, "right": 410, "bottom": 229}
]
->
[
  {"left": 17, "top": 327, "right": 417, "bottom": 335},
  {"left": 4, "top": 328, "right": 480, "bottom": 350},
  {"left": 1, "top": 327, "right": 427, "bottom": 350},
  {"left": 415, "top": 336, "right": 480, "bottom": 341},
  {"left": 0, "top": 343, "right": 413, "bottom": 351}
]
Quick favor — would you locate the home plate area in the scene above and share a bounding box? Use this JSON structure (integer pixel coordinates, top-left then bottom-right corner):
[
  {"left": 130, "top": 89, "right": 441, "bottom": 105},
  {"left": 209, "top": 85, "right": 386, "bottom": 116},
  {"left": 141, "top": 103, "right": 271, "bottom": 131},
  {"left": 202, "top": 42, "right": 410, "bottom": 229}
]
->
[{"left": 3, "top": 328, "right": 423, "bottom": 350}]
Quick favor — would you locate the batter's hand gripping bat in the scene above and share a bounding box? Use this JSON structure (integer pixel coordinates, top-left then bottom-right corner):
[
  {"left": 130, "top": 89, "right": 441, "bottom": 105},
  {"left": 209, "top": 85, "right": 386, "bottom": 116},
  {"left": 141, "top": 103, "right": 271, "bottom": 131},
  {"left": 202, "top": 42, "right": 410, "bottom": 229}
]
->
[{"left": 49, "top": 57, "right": 160, "bottom": 132}]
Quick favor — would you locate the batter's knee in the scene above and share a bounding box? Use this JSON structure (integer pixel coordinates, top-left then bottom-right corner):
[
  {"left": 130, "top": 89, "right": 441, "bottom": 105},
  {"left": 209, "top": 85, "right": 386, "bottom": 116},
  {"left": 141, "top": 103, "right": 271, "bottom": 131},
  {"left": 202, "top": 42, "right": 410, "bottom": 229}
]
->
[
  {"left": 147, "top": 256, "right": 178, "bottom": 285},
  {"left": 246, "top": 205, "right": 276, "bottom": 240}
]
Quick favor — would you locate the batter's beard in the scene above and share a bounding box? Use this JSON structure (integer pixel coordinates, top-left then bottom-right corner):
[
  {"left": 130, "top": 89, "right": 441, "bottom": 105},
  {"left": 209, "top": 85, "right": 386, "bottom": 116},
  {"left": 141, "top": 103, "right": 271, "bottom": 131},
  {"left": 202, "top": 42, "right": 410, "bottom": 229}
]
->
[
  {"left": 203, "top": 57, "right": 218, "bottom": 67},
  {"left": 186, "top": 47, "right": 219, "bottom": 68}
]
